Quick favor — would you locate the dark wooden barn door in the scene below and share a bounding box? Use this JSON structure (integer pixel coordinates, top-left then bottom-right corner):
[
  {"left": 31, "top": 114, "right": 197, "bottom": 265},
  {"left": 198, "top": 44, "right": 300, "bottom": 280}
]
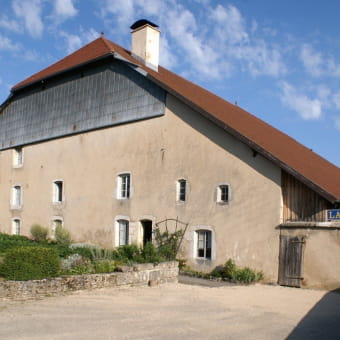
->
[{"left": 278, "top": 235, "right": 305, "bottom": 287}]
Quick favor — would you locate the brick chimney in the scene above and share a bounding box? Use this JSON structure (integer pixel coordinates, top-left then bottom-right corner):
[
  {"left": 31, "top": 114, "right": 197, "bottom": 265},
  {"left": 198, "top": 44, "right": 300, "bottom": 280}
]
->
[{"left": 130, "top": 19, "right": 160, "bottom": 71}]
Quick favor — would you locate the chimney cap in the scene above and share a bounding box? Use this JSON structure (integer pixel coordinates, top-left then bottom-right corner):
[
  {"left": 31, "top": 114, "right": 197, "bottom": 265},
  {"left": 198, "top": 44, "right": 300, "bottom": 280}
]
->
[{"left": 130, "top": 19, "right": 159, "bottom": 30}]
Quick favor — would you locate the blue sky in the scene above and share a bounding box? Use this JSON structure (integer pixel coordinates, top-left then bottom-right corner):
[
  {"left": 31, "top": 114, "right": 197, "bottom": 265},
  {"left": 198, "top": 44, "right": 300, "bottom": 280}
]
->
[{"left": 0, "top": 0, "right": 339, "bottom": 166}]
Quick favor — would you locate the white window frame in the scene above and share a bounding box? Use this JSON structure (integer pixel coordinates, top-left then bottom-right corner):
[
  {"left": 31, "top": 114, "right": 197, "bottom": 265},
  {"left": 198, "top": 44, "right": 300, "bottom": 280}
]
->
[
  {"left": 12, "top": 218, "right": 21, "bottom": 235},
  {"left": 191, "top": 226, "right": 216, "bottom": 261},
  {"left": 196, "top": 230, "right": 212, "bottom": 260},
  {"left": 176, "top": 179, "right": 187, "bottom": 202},
  {"left": 13, "top": 147, "right": 23, "bottom": 167},
  {"left": 51, "top": 217, "right": 63, "bottom": 238},
  {"left": 11, "top": 185, "right": 22, "bottom": 209},
  {"left": 217, "top": 184, "right": 230, "bottom": 204},
  {"left": 116, "top": 173, "right": 131, "bottom": 199},
  {"left": 52, "top": 180, "right": 64, "bottom": 203},
  {"left": 114, "top": 217, "right": 130, "bottom": 247}
]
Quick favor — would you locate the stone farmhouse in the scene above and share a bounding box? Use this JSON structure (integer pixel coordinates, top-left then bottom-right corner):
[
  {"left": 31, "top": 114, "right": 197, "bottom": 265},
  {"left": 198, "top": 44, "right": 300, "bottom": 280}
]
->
[{"left": 0, "top": 20, "right": 339, "bottom": 289}]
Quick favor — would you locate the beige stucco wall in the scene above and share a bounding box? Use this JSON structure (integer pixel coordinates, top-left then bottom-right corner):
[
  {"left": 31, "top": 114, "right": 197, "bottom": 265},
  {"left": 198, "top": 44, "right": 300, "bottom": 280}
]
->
[
  {"left": 0, "top": 93, "right": 282, "bottom": 282},
  {"left": 281, "top": 228, "right": 340, "bottom": 290}
]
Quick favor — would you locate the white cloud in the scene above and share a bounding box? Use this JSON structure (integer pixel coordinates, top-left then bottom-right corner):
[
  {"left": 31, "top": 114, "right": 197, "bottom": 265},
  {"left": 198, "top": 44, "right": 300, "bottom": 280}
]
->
[
  {"left": 0, "top": 15, "right": 22, "bottom": 33},
  {"left": 279, "top": 81, "right": 323, "bottom": 120},
  {"left": 0, "top": 34, "right": 20, "bottom": 51},
  {"left": 60, "top": 31, "right": 82, "bottom": 53},
  {"left": 59, "top": 28, "right": 100, "bottom": 54},
  {"left": 12, "top": 0, "right": 44, "bottom": 38},
  {"left": 333, "top": 92, "right": 340, "bottom": 110},
  {"left": 209, "top": 4, "right": 248, "bottom": 45},
  {"left": 300, "top": 44, "right": 340, "bottom": 77},
  {"left": 100, "top": 1, "right": 285, "bottom": 79},
  {"left": 54, "top": 0, "right": 78, "bottom": 18}
]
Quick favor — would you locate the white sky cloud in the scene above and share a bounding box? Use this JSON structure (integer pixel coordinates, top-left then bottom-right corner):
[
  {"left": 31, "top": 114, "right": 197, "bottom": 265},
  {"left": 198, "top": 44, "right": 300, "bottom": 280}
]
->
[
  {"left": 54, "top": 0, "right": 78, "bottom": 19},
  {"left": 0, "top": 15, "right": 22, "bottom": 33},
  {"left": 60, "top": 31, "right": 82, "bottom": 53},
  {"left": 300, "top": 44, "right": 340, "bottom": 77},
  {"left": 333, "top": 92, "right": 340, "bottom": 110},
  {"left": 12, "top": 0, "right": 44, "bottom": 38},
  {"left": 0, "top": 34, "right": 20, "bottom": 51},
  {"left": 279, "top": 81, "right": 323, "bottom": 120}
]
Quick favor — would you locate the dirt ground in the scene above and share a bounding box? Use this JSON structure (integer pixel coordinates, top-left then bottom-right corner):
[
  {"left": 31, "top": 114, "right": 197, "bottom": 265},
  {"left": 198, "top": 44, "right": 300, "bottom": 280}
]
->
[{"left": 0, "top": 279, "right": 339, "bottom": 340}]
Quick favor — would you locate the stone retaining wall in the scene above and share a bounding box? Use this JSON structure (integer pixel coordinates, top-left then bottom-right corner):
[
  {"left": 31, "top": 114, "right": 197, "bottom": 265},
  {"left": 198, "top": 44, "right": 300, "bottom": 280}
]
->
[{"left": 0, "top": 261, "right": 178, "bottom": 300}]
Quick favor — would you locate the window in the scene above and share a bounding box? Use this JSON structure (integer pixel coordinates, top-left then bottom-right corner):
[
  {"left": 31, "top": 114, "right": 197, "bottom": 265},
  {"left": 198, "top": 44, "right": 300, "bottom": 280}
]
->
[
  {"left": 116, "top": 219, "right": 129, "bottom": 246},
  {"left": 217, "top": 184, "right": 230, "bottom": 203},
  {"left": 196, "top": 230, "right": 212, "bottom": 259},
  {"left": 117, "top": 173, "right": 130, "bottom": 199},
  {"left": 12, "top": 219, "right": 21, "bottom": 235},
  {"left": 52, "top": 218, "right": 63, "bottom": 237},
  {"left": 177, "top": 179, "right": 186, "bottom": 202},
  {"left": 53, "top": 181, "right": 63, "bottom": 203},
  {"left": 13, "top": 148, "right": 23, "bottom": 167},
  {"left": 11, "top": 185, "right": 22, "bottom": 208}
]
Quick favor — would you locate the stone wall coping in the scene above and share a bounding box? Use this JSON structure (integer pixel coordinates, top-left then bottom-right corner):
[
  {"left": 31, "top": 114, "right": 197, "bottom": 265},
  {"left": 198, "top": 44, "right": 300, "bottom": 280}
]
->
[{"left": 0, "top": 261, "right": 178, "bottom": 300}]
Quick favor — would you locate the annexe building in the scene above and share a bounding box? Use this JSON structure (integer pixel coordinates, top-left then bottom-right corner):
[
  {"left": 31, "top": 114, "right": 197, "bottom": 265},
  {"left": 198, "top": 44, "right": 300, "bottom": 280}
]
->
[{"left": 0, "top": 20, "right": 339, "bottom": 289}]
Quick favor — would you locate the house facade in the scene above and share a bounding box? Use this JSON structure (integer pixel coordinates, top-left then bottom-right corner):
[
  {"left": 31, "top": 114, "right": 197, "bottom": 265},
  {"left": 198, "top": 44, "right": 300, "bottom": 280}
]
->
[{"left": 0, "top": 20, "right": 339, "bottom": 289}]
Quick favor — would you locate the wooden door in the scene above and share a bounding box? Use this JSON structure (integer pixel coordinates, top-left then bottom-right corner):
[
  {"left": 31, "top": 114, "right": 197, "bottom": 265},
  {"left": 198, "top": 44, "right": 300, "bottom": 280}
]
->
[{"left": 278, "top": 235, "right": 305, "bottom": 287}]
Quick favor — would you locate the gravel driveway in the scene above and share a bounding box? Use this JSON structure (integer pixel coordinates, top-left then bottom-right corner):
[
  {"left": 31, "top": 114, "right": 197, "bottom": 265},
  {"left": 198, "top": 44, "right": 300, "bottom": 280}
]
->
[{"left": 0, "top": 282, "right": 339, "bottom": 339}]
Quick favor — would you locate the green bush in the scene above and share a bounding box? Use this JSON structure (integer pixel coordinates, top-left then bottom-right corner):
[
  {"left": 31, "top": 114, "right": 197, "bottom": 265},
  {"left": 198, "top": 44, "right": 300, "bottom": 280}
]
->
[
  {"left": 142, "top": 242, "right": 165, "bottom": 263},
  {"left": 61, "top": 255, "right": 94, "bottom": 275},
  {"left": 93, "top": 259, "right": 116, "bottom": 273},
  {"left": 154, "top": 229, "right": 184, "bottom": 261},
  {"left": 0, "top": 246, "right": 60, "bottom": 281},
  {"left": 30, "top": 224, "right": 49, "bottom": 242},
  {"left": 222, "top": 259, "right": 263, "bottom": 283},
  {"left": 0, "top": 233, "right": 36, "bottom": 255},
  {"left": 55, "top": 226, "right": 72, "bottom": 245}
]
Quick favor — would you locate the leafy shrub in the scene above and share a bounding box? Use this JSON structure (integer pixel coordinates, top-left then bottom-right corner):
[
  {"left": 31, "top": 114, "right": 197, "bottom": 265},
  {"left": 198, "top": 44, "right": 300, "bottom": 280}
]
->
[
  {"left": 222, "top": 259, "right": 263, "bottom": 283},
  {"left": 141, "top": 242, "right": 165, "bottom": 263},
  {"left": 113, "top": 244, "right": 142, "bottom": 262},
  {"left": 154, "top": 229, "right": 184, "bottom": 261},
  {"left": 30, "top": 224, "right": 49, "bottom": 242},
  {"left": 0, "top": 233, "right": 36, "bottom": 255},
  {"left": 55, "top": 226, "right": 72, "bottom": 245},
  {"left": 61, "top": 255, "right": 94, "bottom": 275},
  {"left": 0, "top": 246, "right": 60, "bottom": 281},
  {"left": 93, "top": 259, "right": 116, "bottom": 273}
]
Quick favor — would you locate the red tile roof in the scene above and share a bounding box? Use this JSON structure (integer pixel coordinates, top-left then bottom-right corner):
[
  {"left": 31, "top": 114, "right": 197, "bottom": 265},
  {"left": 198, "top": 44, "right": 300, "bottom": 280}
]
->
[{"left": 11, "top": 36, "right": 340, "bottom": 202}]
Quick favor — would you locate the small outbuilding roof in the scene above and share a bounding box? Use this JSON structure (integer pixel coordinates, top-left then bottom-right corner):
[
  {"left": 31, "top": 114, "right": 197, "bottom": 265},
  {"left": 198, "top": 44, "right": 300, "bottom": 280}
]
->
[{"left": 9, "top": 36, "right": 340, "bottom": 203}]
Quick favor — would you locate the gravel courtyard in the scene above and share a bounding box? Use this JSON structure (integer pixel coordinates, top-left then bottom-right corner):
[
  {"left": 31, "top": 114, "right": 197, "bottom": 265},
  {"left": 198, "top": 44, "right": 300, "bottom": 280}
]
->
[{"left": 0, "top": 281, "right": 339, "bottom": 339}]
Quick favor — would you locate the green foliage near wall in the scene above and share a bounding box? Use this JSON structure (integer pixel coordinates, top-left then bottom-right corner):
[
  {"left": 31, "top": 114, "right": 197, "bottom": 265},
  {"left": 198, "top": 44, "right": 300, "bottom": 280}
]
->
[
  {"left": 30, "top": 224, "right": 49, "bottom": 242},
  {"left": 55, "top": 226, "right": 72, "bottom": 245},
  {"left": 0, "top": 247, "right": 60, "bottom": 281},
  {"left": 0, "top": 233, "right": 36, "bottom": 255}
]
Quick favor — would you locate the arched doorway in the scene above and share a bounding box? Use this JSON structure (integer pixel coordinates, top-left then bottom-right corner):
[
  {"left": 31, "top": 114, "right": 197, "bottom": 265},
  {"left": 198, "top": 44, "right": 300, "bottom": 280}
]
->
[{"left": 140, "top": 219, "right": 153, "bottom": 246}]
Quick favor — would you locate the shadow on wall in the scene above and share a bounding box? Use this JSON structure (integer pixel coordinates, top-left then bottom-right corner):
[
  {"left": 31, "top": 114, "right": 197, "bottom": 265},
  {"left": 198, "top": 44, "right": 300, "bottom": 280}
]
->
[{"left": 287, "top": 288, "right": 340, "bottom": 340}]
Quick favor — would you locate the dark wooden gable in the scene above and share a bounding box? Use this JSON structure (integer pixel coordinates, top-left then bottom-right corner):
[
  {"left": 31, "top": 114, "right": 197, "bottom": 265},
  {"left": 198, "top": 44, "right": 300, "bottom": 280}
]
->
[{"left": 282, "top": 171, "right": 332, "bottom": 222}]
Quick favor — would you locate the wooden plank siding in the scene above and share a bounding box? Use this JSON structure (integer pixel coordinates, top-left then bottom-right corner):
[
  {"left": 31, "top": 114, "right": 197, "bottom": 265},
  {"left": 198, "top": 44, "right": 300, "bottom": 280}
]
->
[{"left": 282, "top": 171, "right": 332, "bottom": 222}]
